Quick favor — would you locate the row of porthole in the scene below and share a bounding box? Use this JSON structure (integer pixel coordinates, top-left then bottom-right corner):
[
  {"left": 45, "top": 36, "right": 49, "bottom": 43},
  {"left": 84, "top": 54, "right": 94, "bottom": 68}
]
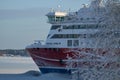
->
[
  {"left": 45, "top": 48, "right": 60, "bottom": 52},
  {"left": 33, "top": 48, "right": 61, "bottom": 52},
  {"left": 79, "top": 17, "right": 96, "bottom": 20}
]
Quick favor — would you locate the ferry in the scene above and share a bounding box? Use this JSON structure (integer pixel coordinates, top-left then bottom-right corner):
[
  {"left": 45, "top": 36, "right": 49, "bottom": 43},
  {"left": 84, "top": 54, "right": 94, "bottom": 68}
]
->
[{"left": 26, "top": 0, "right": 120, "bottom": 74}]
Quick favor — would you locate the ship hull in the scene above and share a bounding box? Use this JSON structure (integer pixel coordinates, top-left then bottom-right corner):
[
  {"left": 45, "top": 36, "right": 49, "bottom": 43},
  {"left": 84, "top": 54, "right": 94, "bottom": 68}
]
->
[
  {"left": 39, "top": 67, "right": 71, "bottom": 74},
  {"left": 26, "top": 48, "right": 120, "bottom": 74},
  {"left": 26, "top": 48, "right": 72, "bottom": 73}
]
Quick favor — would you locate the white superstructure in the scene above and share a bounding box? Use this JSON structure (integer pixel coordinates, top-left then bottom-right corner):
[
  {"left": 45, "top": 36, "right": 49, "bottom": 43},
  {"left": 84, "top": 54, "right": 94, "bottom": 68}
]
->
[{"left": 45, "top": 0, "right": 106, "bottom": 48}]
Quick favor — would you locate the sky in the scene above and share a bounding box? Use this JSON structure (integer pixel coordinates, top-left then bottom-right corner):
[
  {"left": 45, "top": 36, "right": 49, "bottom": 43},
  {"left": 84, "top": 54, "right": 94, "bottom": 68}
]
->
[{"left": 0, "top": 0, "right": 90, "bottom": 49}]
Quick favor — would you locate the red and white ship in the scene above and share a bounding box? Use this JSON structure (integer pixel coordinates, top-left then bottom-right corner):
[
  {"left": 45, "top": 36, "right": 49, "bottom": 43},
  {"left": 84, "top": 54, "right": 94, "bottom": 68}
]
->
[{"left": 26, "top": 0, "right": 120, "bottom": 74}]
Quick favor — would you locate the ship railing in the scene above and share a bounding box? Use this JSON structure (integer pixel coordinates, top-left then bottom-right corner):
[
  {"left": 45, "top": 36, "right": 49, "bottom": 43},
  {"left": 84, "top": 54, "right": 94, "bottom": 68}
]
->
[
  {"left": 48, "top": 19, "right": 98, "bottom": 24},
  {"left": 34, "top": 40, "right": 45, "bottom": 45}
]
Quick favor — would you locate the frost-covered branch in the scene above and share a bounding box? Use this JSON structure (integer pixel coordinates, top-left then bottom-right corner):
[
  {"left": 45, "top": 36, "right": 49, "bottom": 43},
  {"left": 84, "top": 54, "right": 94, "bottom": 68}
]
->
[{"left": 66, "top": 0, "right": 120, "bottom": 80}]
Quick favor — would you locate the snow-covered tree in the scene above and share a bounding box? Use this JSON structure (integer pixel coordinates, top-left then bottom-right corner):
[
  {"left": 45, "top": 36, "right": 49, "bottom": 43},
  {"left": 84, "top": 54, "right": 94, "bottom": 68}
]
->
[{"left": 66, "top": 0, "right": 120, "bottom": 80}]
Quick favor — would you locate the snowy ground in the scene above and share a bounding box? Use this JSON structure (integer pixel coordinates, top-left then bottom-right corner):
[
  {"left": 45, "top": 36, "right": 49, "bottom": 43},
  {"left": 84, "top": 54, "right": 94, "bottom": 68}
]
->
[{"left": 0, "top": 57, "right": 70, "bottom": 80}]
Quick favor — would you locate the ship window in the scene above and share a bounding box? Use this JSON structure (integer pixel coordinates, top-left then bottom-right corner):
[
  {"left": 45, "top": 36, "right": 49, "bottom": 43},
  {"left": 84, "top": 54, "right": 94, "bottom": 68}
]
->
[
  {"left": 51, "top": 34, "right": 97, "bottom": 38},
  {"left": 72, "top": 25, "right": 75, "bottom": 29},
  {"left": 53, "top": 48, "right": 56, "bottom": 51},
  {"left": 61, "top": 17, "right": 64, "bottom": 21},
  {"left": 73, "top": 40, "right": 79, "bottom": 46},
  {"left": 67, "top": 40, "right": 72, "bottom": 46},
  {"left": 63, "top": 25, "right": 69, "bottom": 29},
  {"left": 47, "top": 34, "right": 50, "bottom": 38},
  {"left": 74, "top": 25, "right": 79, "bottom": 29},
  {"left": 67, "top": 17, "right": 72, "bottom": 20},
  {"left": 87, "top": 18, "right": 90, "bottom": 20},
  {"left": 62, "top": 24, "right": 101, "bottom": 29},
  {"left": 37, "top": 48, "right": 39, "bottom": 50},
  {"left": 88, "top": 25, "right": 94, "bottom": 29},
  {"left": 48, "top": 16, "right": 55, "bottom": 22},
  {"left": 44, "top": 48, "right": 47, "bottom": 51},
  {"left": 114, "top": 31, "right": 120, "bottom": 38},
  {"left": 92, "top": 18, "right": 95, "bottom": 20},
  {"left": 51, "top": 34, "right": 100, "bottom": 39},
  {"left": 78, "top": 25, "right": 82, "bottom": 29},
  {"left": 51, "top": 25, "right": 61, "bottom": 30},
  {"left": 119, "top": 40, "right": 120, "bottom": 47},
  {"left": 55, "top": 17, "right": 60, "bottom": 21},
  {"left": 79, "top": 25, "right": 85, "bottom": 29},
  {"left": 51, "top": 34, "right": 80, "bottom": 38},
  {"left": 80, "top": 18, "right": 83, "bottom": 20},
  {"left": 49, "top": 48, "right": 52, "bottom": 51},
  {"left": 55, "top": 16, "right": 65, "bottom": 22}
]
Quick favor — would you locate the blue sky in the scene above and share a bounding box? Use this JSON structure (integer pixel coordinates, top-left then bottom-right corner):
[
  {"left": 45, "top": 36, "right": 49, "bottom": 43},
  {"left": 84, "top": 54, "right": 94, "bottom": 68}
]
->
[{"left": 0, "top": 0, "right": 89, "bottom": 49}]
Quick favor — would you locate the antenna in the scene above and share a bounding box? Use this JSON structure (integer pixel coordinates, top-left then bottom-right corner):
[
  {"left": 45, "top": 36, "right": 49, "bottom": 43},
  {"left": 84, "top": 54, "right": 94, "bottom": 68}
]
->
[
  {"left": 57, "top": 5, "right": 61, "bottom": 11},
  {"left": 50, "top": 8, "right": 54, "bottom": 12},
  {"left": 57, "top": 0, "right": 62, "bottom": 11},
  {"left": 57, "top": 5, "right": 61, "bottom": 8}
]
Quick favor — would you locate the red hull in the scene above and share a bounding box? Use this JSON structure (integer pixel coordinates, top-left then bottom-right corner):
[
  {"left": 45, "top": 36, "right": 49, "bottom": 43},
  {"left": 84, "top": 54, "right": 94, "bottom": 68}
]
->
[{"left": 26, "top": 48, "right": 120, "bottom": 71}]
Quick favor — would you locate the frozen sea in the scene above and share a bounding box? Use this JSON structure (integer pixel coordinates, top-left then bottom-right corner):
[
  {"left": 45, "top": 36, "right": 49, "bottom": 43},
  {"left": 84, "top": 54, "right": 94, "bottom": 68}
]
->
[{"left": 0, "top": 57, "right": 70, "bottom": 80}]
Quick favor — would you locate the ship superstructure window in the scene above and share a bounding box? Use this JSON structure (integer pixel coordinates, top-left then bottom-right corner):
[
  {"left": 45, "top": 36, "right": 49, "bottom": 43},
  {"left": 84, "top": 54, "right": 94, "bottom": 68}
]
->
[
  {"left": 119, "top": 40, "right": 120, "bottom": 47},
  {"left": 51, "top": 34, "right": 80, "bottom": 38},
  {"left": 51, "top": 25, "right": 61, "bottom": 30},
  {"left": 73, "top": 40, "right": 79, "bottom": 46},
  {"left": 62, "top": 24, "right": 102, "bottom": 29},
  {"left": 114, "top": 31, "right": 120, "bottom": 38},
  {"left": 55, "top": 17, "right": 65, "bottom": 22},
  {"left": 51, "top": 34, "right": 98, "bottom": 39},
  {"left": 87, "top": 18, "right": 90, "bottom": 20},
  {"left": 48, "top": 16, "right": 55, "bottom": 22},
  {"left": 67, "top": 40, "right": 72, "bottom": 46},
  {"left": 67, "top": 40, "right": 79, "bottom": 47},
  {"left": 80, "top": 18, "right": 83, "bottom": 20}
]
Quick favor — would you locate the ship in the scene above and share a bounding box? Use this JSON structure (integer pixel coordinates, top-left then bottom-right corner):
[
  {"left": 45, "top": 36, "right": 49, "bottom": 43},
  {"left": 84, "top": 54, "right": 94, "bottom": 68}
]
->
[{"left": 26, "top": 0, "right": 120, "bottom": 74}]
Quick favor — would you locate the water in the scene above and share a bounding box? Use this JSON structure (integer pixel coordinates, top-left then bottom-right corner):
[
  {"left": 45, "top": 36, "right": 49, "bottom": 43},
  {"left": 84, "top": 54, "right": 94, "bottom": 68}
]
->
[
  {"left": 0, "top": 57, "right": 71, "bottom": 80},
  {"left": 0, "top": 57, "right": 39, "bottom": 74}
]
